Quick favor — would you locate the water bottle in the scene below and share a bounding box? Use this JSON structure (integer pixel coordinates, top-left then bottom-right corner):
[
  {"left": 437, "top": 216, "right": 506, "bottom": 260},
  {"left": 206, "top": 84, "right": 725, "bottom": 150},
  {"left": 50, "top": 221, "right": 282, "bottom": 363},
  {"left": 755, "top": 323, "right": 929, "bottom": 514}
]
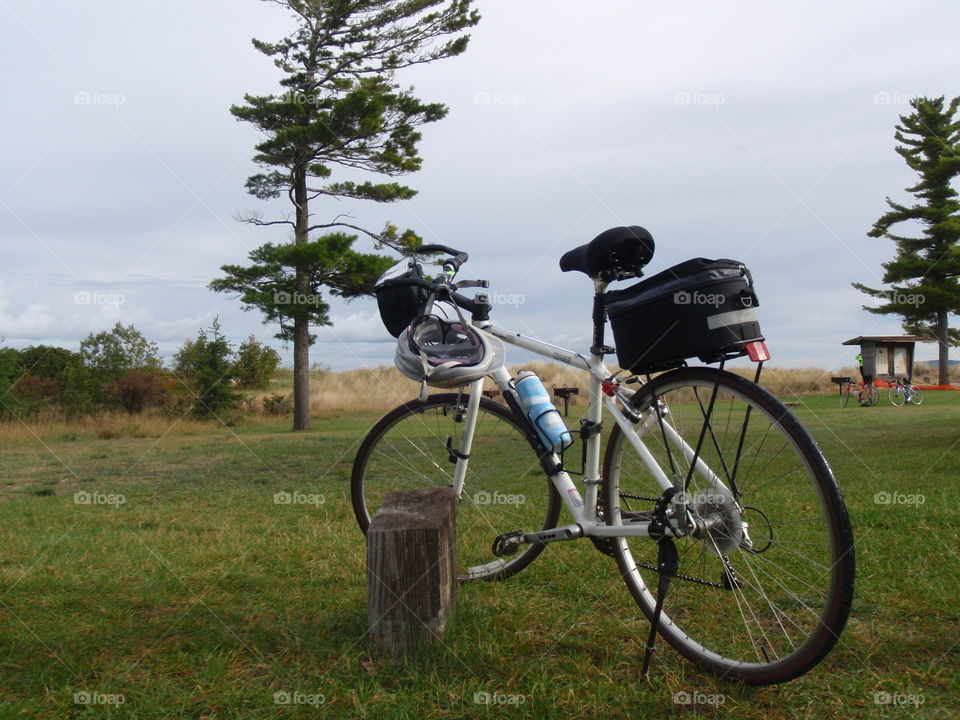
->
[{"left": 514, "top": 371, "right": 574, "bottom": 454}]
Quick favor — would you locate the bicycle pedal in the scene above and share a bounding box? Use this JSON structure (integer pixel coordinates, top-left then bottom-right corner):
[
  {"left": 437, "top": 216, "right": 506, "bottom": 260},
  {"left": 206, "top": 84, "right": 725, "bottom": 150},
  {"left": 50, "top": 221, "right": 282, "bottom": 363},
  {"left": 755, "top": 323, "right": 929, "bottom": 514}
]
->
[{"left": 492, "top": 530, "right": 524, "bottom": 557}]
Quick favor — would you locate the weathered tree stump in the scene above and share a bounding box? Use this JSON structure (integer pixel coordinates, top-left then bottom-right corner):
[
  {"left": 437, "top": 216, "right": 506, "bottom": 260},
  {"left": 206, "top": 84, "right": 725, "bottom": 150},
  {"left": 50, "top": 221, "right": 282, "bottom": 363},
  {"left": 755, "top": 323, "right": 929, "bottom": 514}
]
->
[{"left": 367, "top": 487, "right": 457, "bottom": 654}]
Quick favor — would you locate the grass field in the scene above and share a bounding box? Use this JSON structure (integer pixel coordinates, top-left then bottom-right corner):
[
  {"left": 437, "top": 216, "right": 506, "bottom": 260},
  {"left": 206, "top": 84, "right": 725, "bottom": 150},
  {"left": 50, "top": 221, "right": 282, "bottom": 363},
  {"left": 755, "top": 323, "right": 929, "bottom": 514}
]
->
[{"left": 1, "top": 386, "right": 958, "bottom": 718}]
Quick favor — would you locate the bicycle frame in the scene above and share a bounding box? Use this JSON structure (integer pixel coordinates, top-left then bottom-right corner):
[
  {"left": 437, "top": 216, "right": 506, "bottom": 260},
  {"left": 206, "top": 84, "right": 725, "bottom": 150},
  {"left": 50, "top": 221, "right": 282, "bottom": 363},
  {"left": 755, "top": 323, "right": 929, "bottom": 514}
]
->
[{"left": 447, "top": 318, "right": 729, "bottom": 543}]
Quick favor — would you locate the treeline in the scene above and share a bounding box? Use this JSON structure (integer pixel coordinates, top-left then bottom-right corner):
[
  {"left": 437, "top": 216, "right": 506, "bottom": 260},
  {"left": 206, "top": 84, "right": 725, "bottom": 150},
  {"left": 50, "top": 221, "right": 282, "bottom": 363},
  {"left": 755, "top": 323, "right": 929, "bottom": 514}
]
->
[{"left": 0, "top": 320, "right": 280, "bottom": 421}]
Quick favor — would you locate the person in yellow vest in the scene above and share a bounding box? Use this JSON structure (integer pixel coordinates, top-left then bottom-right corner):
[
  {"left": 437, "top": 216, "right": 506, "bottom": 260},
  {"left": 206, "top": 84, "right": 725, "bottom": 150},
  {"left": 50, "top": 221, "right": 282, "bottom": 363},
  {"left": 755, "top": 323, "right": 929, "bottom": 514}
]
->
[{"left": 855, "top": 352, "right": 872, "bottom": 384}]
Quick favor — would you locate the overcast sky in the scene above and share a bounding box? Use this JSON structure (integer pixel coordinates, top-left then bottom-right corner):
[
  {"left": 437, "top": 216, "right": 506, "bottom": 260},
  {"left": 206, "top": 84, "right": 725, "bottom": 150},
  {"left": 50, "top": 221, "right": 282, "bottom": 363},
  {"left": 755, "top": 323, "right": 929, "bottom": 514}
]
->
[{"left": 2, "top": 0, "right": 958, "bottom": 372}]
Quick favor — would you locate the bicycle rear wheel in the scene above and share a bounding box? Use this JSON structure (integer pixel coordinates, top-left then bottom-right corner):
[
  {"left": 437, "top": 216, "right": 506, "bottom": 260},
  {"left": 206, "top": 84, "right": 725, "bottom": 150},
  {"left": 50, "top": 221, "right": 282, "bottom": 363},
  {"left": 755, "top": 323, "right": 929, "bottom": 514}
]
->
[
  {"left": 352, "top": 393, "right": 561, "bottom": 581},
  {"left": 604, "top": 367, "right": 855, "bottom": 684},
  {"left": 909, "top": 387, "right": 923, "bottom": 405}
]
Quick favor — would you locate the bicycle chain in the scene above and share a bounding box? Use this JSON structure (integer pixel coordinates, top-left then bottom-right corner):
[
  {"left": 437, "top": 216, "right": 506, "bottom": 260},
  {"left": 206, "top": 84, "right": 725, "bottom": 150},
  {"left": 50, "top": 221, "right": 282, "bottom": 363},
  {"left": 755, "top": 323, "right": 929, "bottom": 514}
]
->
[{"left": 617, "top": 492, "right": 728, "bottom": 590}]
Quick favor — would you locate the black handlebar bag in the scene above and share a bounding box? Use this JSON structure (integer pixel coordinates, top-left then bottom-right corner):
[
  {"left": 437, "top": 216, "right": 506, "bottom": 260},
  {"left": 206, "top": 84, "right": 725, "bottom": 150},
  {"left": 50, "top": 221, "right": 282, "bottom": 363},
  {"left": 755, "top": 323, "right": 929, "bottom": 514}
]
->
[
  {"left": 375, "top": 258, "right": 430, "bottom": 337},
  {"left": 605, "top": 258, "right": 764, "bottom": 374}
]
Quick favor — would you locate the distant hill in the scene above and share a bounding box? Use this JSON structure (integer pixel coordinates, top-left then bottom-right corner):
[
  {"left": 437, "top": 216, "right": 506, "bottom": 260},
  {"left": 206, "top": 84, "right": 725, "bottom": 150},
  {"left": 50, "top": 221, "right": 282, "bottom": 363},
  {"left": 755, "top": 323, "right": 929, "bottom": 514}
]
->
[{"left": 915, "top": 359, "right": 960, "bottom": 368}]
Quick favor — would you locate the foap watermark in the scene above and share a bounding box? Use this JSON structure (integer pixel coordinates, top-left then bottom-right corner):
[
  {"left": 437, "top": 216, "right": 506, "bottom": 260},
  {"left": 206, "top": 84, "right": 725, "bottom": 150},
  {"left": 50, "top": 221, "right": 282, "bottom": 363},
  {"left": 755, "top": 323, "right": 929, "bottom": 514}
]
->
[
  {"left": 274, "top": 491, "right": 325, "bottom": 507},
  {"left": 674, "top": 490, "right": 729, "bottom": 506},
  {"left": 672, "top": 690, "right": 725, "bottom": 706},
  {"left": 74, "top": 91, "right": 126, "bottom": 108},
  {"left": 273, "top": 690, "right": 326, "bottom": 706},
  {"left": 674, "top": 90, "right": 726, "bottom": 108},
  {"left": 473, "top": 491, "right": 526, "bottom": 506},
  {"left": 473, "top": 91, "right": 526, "bottom": 107},
  {"left": 867, "top": 290, "right": 925, "bottom": 308},
  {"left": 473, "top": 690, "right": 526, "bottom": 706},
  {"left": 674, "top": 290, "right": 725, "bottom": 307},
  {"left": 874, "top": 91, "right": 913, "bottom": 106},
  {"left": 74, "top": 290, "right": 125, "bottom": 307},
  {"left": 74, "top": 691, "right": 125, "bottom": 706},
  {"left": 873, "top": 490, "right": 925, "bottom": 507},
  {"left": 274, "top": 291, "right": 323, "bottom": 306},
  {"left": 488, "top": 291, "right": 525, "bottom": 308},
  {"left": 873, "top": 690, "right": 925, "bottom": 707},
  {"left": 278, "top": 90, "right": 321, "bottom": 106},
  {"left": 74, "top": 491, "right": 126, "bottom": 507}
]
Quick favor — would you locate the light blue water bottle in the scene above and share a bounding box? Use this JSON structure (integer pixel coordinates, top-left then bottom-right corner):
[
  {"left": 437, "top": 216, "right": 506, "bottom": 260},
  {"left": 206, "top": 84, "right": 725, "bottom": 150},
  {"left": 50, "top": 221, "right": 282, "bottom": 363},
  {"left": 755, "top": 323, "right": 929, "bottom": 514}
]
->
[{"left": 514, "top": 371, "right": 574, "bottom": 454}]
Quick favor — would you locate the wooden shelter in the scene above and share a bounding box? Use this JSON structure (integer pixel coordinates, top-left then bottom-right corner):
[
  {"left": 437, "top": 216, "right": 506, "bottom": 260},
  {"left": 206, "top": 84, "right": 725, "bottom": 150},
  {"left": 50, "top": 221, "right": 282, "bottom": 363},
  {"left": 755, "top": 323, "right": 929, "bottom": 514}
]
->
[{"left": 841, "top": 335, "right": 934, "bottom": 381}]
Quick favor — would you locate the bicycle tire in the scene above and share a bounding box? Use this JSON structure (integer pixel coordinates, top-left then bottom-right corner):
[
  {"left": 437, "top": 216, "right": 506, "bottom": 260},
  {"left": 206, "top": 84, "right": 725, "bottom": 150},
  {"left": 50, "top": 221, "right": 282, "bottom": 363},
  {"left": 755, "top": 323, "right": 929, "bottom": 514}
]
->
[
  {"left": 351, "top": 393, "right": 562, "bottom": 581},
  {"left": 603, "top": 367, "right": 855, "bottom": 685},
  {"left": 839, "top": 386, "right": 850, "bottom": 408},
  {"left": 909, "top": 387, "right": 923, "bottom": 405},
  {"left": 889, "top": 386, "right": 905, "bottom": 406},
  {"left": 868, "top": 385, "right": 880, "bottom": 406}
]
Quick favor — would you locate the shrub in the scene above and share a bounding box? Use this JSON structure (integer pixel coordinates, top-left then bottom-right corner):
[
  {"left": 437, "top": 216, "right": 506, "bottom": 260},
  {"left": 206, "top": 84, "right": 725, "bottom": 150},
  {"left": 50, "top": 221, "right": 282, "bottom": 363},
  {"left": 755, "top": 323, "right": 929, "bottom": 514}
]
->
[
  {"left": 262, "top": 393, "right": 293, "bottom": 415},
  {"left": 109, "top": 369, "right": 168, "bottom": 415},
  {"left": 234, "top": 335, "right": 281, "bottom": 389}
]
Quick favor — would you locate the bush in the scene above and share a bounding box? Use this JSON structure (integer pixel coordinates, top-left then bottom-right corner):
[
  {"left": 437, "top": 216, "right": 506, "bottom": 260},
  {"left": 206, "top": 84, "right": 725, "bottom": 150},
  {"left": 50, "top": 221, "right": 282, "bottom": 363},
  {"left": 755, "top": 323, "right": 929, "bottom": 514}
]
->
[
  {"left": 262, "top": 393, "right": 293, "bottom": 415},
  {"left": 109, "top": 369, "right": 168, "bottom": 415},
  {"left": 234, "top": 336, "right": 281, "bottom": 389},
  {"left": 174, "top": 318, "right": 241, "bottom": 418}
]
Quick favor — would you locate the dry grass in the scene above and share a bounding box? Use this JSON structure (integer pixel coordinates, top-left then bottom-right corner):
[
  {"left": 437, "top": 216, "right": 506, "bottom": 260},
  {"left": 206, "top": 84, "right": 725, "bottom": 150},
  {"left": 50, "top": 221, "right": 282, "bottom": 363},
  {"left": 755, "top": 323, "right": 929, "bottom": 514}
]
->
[
  {"left": 0, "top": 411, "right": 217, "bottom": 445},
  {"left": 5, "top": 363, "right": 955, "bottom": 435}
]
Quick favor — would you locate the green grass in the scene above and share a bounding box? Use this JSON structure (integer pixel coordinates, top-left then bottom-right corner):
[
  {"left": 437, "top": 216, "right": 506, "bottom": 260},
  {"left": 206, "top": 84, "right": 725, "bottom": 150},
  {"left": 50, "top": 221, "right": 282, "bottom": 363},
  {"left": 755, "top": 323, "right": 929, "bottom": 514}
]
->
[{"left": 1, "top": 395, "right": 958, "bottom": 719}]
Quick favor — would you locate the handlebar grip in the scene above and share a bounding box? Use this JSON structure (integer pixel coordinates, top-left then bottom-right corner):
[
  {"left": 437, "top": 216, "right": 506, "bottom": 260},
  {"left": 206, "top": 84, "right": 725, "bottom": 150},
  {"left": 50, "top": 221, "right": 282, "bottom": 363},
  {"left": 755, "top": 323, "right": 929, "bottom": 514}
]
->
[
  {"left": 444, "top": 251, "right": 469, "bottom": 274},
  {"left": 415, "top": 244, "right": 469, "bottom": 273}
]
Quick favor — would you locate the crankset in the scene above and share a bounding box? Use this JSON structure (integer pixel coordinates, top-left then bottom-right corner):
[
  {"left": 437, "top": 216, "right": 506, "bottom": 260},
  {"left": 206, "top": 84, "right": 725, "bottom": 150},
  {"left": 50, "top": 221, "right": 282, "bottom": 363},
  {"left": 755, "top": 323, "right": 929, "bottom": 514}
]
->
[{"left": 492, "top": 529, "right": 524, "bottom": 557}]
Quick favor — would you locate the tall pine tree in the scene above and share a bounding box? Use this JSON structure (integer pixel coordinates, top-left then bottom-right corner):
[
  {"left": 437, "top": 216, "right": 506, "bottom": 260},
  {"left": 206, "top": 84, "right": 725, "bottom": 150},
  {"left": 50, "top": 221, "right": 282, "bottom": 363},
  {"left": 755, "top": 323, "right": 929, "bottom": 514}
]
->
[
  {"left": 213, "top": 0, "right": 479, "bottom": 430},
  {"left": 854, "top": 96, "right": 960, "bottom": 385}
]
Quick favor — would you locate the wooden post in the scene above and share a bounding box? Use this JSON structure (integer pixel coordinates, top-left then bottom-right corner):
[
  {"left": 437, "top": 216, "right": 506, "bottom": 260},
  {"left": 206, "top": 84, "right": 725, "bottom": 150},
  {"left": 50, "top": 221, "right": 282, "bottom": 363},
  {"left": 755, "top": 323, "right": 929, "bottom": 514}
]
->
[{"left": 367, "top": 487, "right": 457, "bottom": 654}]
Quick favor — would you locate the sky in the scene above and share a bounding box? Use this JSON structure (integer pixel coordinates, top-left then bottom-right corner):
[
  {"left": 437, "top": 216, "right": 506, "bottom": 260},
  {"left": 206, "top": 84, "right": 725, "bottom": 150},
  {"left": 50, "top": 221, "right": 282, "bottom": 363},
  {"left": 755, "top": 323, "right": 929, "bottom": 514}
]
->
[{"left": 1, "top": 0, "right": 959, "bottom": 373}]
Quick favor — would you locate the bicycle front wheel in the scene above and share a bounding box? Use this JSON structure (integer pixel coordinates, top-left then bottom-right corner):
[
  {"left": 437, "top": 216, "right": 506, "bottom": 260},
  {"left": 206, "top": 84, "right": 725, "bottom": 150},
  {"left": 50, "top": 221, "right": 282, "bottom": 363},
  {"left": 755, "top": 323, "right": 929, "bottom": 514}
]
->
[
  {"left": 352, "top": 393, "right": 561, "bottom": 581},
  {"left": 889, "top": 386, "right": 906, "bottom": 406},
  {"left": 604, "top": 367, "right": 855, "bottom": 685},
  {"left": 839, "top": 386, "right": 850, "bottom": 408}
]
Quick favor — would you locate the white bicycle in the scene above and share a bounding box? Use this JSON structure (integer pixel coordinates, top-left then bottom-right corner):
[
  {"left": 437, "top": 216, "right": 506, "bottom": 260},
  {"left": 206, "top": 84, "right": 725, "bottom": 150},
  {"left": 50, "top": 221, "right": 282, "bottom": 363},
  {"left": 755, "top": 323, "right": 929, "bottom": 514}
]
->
[{"left": 352, "top": 227, "right": 855, "bottom": 685}]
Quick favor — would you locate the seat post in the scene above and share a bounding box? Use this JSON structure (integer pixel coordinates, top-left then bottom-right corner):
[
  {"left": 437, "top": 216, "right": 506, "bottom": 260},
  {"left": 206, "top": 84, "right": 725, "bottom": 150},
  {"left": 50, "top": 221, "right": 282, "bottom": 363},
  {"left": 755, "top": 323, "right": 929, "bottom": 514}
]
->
[{"left": 590, "top": 280, "right": 611, "bottom": 357}]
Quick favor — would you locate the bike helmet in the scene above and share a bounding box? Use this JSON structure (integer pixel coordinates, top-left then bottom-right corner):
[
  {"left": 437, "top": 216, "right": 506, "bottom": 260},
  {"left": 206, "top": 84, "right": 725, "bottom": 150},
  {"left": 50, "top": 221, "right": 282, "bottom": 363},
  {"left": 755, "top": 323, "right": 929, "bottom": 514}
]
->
[{"left": 395, "top": 315, "right": 505, "bottom": 388}]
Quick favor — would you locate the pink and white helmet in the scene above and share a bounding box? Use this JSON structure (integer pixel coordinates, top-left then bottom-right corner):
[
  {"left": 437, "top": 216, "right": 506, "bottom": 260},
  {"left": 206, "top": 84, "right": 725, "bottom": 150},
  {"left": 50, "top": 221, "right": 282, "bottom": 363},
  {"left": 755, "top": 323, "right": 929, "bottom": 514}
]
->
[{"left": 395, "top": 315, "right": 505, "bottom": 388}]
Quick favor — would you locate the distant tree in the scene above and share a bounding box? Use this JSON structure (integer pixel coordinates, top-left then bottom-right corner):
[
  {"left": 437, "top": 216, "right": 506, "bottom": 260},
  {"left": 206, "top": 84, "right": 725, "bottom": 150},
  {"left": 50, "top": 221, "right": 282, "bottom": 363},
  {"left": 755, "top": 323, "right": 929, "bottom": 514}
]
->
[
  {"left": 854, "top": 96, "right": 960, "bottom": 385},
  {"left": 80, "top": 323, "right": 162, "bottom": 380},
  {"left": 19, "top": 345, "right": 83, "bottom": 385},
  {"left": 214, "top": 0, "right": 479, "bottom": 430},
  {"left": 234, "top": 335, "right": 281, "bottom": 389},
  {"left": 174, "top": 318, "right": 241, "bottom": 418},
  {"left": 0, "top": 348, "right": 24, "bottom": 420}
]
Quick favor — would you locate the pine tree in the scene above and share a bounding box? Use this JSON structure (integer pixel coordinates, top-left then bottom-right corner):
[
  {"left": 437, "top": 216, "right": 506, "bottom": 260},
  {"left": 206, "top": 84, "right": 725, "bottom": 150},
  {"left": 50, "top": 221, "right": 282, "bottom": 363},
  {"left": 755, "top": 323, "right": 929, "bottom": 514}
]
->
[
  {"left": 212, "top": 0, "right": 479, "bottom": 430},
  {"left": 854, "top": 96, "right": 960, "bottom": 384}
]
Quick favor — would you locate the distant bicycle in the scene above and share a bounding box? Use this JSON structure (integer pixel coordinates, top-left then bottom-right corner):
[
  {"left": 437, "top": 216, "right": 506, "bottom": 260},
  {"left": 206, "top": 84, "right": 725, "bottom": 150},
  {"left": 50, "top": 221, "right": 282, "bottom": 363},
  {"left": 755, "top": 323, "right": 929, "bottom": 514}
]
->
[
  {"left": 838, "top": 377, "right": 878, "bottom": 407},
  {"left": 888, "top": 377, "right": 923, "bottom": 406}
]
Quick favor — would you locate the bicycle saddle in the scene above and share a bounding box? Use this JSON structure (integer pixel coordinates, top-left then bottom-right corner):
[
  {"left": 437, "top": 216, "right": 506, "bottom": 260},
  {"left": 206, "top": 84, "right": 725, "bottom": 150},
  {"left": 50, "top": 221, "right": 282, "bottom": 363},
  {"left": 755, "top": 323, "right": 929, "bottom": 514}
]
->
[{"left": 559, "top": 226, "right": 655, "bottom": 280}]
